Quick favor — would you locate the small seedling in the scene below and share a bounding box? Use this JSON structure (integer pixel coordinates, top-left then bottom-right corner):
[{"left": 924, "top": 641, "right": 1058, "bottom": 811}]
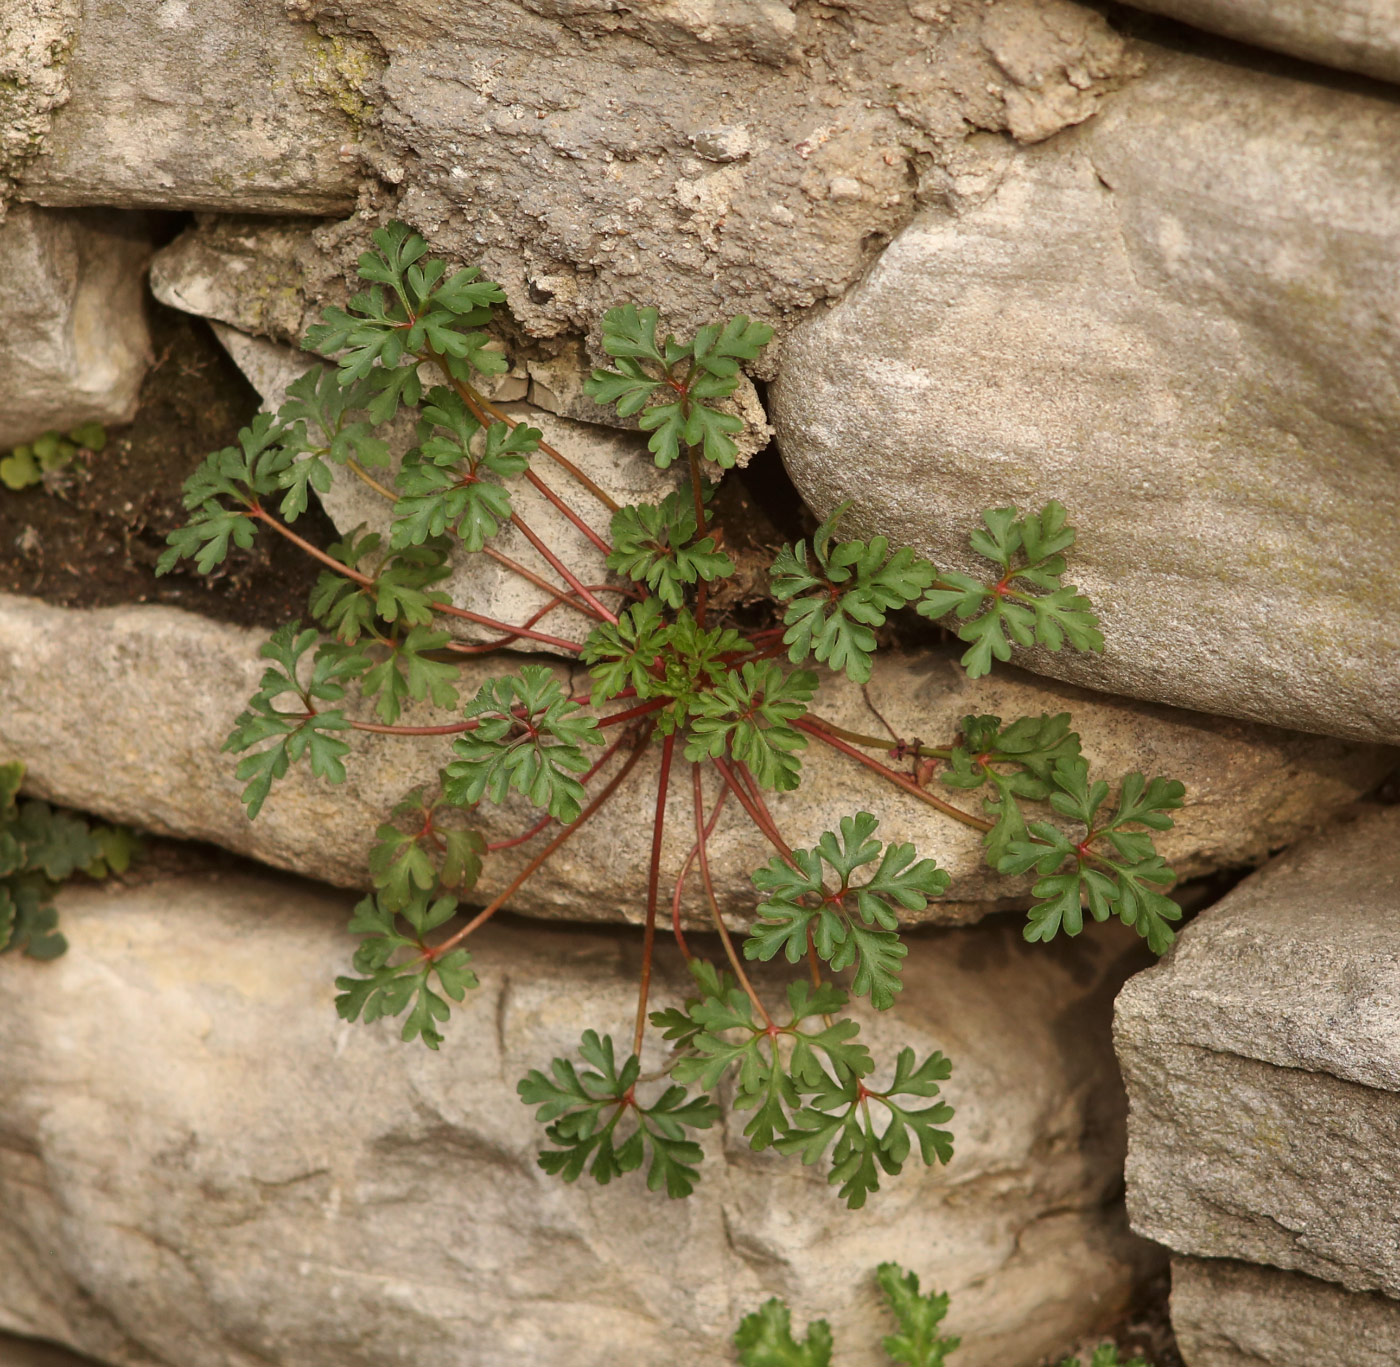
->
[
  {"left": 1, "top": 761, "right": 139, "bottom": 959},
  {"left": 735, "top": 1264, "right": 1151, "bottom": 1367},
  {"left": 0, "top": 422, "right": 106, "bottom": 491}
]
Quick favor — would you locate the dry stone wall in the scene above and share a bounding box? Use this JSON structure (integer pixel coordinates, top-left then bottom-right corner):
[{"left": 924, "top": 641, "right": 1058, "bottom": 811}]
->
[
  {"left": 770, "top": 37, "right": 1400, "bottom": 746},
  {"left": 1, "top": 0, "right": 1399, "bottom": 1364},
  {"left": 5, "top": 592, "right": 1386, "bottom": 926},
  {"left": 1116, "top": 807, "right": 1400, "bottom": 1359},
  {"left": 0, "top": 873, "right": 1160, "bottom": 1367}
]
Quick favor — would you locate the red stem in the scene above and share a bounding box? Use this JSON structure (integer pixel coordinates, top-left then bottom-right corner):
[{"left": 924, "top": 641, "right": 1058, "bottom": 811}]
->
[
  {"left": 694, "top": 763, "right": 774, "bottom": 1028},
  {"left": 671, "top": 770, "right": 730, "bottom": 960},
  {"left": 482, "top": 544, "right": 607, "bottom": 621},
  {"left": 733, "top": 763, "right": 798, "bottom": 861},
  {"left": 347, "top": 718, "right": 479, "bottom": 736},
  {"left": 510, "top": 511, "right": 618, "bottom": 624},
  {"left": 524, "top": 468, "right": 615, "bottom": 557},
  {"left": 633, "top": 732, "right": 676, "bottom": 1055},
  {"left": 599, "top": 697, "right": 671, "bottom": 729},
  {"left": 795, "top": 717, "right": 993, "bottom": 832},
  {"left": 464, "top": 383, "right": 623, "bottom": 516},
  {"left": 711, "top": 756, "right": 802, "bottom": 870},
  {"left": 248, "top": 506, "right": 586, "bottom": 653},
  {"left": 429, "top": 732, "right": 650, "bottom": 956},
  {"left": 443, "top": 583, "right": 629, "bottom": 655}
]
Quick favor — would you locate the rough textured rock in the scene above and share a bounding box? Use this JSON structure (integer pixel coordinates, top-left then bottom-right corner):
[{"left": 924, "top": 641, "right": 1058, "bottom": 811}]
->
[
  {"left": 0, "top": 205, "right": 153, "bottom": 447},
  {"left": 771, "top": 40, "right": 1400, "bottom": 746},
  {"left": 1170, "top": 1257, "right": 1400, "bottom": 1367},
  {"left": 1120, "top": 1, "right": 1400, "bottom": 85},
  {"left": 90, "top": 0, "right": 1141, "bottom": 355},
  {"left": 0, "top": 594, "right": 1391, "bottom": 927},
  {"left": 205, "top": 326, "right": 676, "bottom": 650},
  {"left": 13, "top": 0, "right": 369, "bottom": 213},
  {"left": 147, "top": 232, "right": 776, "bottom": 460},
  {"left": 0, "top": 872, "right": 1160, "bottom": 1367},
  {"left": 1116, "top": 806, "right": 1400, "bottom": 1297},
  {"left": 0, "top": 0, "right": 78, "bottom": 201}
]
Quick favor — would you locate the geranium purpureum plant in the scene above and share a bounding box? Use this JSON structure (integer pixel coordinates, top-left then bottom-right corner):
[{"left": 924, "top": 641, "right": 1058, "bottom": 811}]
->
[{"left": 155, "top": 223, "right": 1186, "bottom": 1207}]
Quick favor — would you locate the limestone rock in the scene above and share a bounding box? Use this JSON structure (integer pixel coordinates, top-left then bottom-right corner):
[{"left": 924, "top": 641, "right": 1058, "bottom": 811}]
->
[
  {"left": 1116, "top": 806, "right": 1400, "bottom": 1296},
  {"left": 0, "top": 871, "right": 1160, "bottom": 1367},
  {"left": 14, "top": 0, "right": 369, "bottom": 214},
  {"left": 0, "top": 594, "right": 1391, "bottom": 928},
  {"left": 1170, "top": 1257, "right": 1400, "bottom": 1367},
  {"left": 150, "top": 229, "right": 774, "bottom": 467},
  {"left": 101, "top": 0, "right": 1139, "bottom": 355},
  {"left": 1119, "top": 1, "right": 1400, "bottom": 85},
  {"left": 203, "top": 325, "right": 669, "bottom": 652},
  {"left": 771, "top": 41, "right": 1400, "bottom": 745},
  {"left": 0, "top": 0, "right": 78, "bottom": 199},
  {"left": 0, "top": 205, "right": 153, "bottom": 448}
]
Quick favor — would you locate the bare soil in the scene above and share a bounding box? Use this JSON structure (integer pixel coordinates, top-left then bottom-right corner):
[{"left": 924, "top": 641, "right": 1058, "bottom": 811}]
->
[{"left": 0, "top": 300, "right": 333, "bottom": 629}]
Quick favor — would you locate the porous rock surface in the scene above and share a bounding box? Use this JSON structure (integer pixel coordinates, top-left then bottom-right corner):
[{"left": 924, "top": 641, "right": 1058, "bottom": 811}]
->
[
  {"left": 0, "top": 204, "right": 153, "bottom": 447},
  {"left": 13, "top": 0, "right": 1145, "bottom": 351},
  {"left": 0, "top": 0, "right": 78, "bottom": 202},
  {"left": 1118, "top": 0, "right": 1400, "bottom": 84},
  {"left": 1170, "top": 1257, "right": 1400, "bottom": 1367},
  {"left": 771, "top": 39, "right": 1400, "bottom": 746},
  {"left": 0, "top": 593, "right": 1391, "bottom": 927},
  {"left": 0, "top": 872, "right": 1160, "bottom": 1367},
  {"left": 14, "top": 0, "right": 367, "bottom": 214},
  {"left": 1116, "top": 806, "right": 1400, "bottom": 1297}
]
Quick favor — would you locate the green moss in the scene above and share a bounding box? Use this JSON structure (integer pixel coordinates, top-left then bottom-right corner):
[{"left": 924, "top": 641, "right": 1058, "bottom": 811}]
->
[{"left": 294, "top": 31, "right": 379, "bottom": 131}]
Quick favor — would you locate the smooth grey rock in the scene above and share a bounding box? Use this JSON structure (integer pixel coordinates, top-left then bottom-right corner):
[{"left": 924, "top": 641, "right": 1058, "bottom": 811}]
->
[
  {"left": 1120, "top": 1, "right": 1400, "bottom": 85},
  {"left": 1116, "top": 806, "right": 1400, "bottom": 1297},
  {"left": 14, "top": 0, "right": 368, "bottom": 213},
  {"left": 771, "top": 41, "right": 1400, "bottom": 746},
  {"left": 0, "top": 872, "right": 1159, "bottom": 1367},
  {"left": 1170, "top": 1257, "right": 1400, "bottom": 1367},
  {"left": 0, "top": 594, "right": 1392, "bottom": 928},
  {"left": 0, "top": 205, "right": 152, "bottom": 448}
]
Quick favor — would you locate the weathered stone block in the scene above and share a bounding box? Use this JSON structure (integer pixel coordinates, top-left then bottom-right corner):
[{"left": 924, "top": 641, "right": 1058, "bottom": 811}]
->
[
  {"left": 0, "top": 595, "right": 1389, "bottom": 927},
  {"left": 0, "top": 205, "right": 152, "bottom": 448},
  {"left": 1116, "top": 806, "right": 1400, "bottom": 1297},
  {"left": 0, "top": 873, "right": 1159, "bottom": 1367},
  {"left": 1119, "top": 1, "right": 1400, "bottom": 85},
  {"left": 86, "top": 0, "right": 1143, "bottom": 351},
  {"left": 771, "top": 40, "right": 1400, "bottom": 745},
  {"left": 1170, "top": 1257, "right": 1400, "bottom": 1367},
  {"left": 14, "top": 0, "right": 367, "bottom": 213}
]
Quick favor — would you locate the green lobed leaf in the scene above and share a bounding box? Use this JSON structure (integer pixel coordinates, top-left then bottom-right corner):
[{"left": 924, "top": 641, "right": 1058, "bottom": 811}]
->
[
  {"left": 773, "top": 504, "right": 936, "bottom": 683},
  {"left": 916, "top": 501, "right": 1104, "bottom": 678},
  {"left": 519, "top": 1030, "right": 718, "bottom": 1197},
  {"left": 684, "top": 661, "right": 816, "bottom": 792},
  {"left": 997, "top": 759, "right": 1185, "bottom": 954},
  {"left": 876, "top": 1263, "right": 960, "bottom": 1367},
  {"left": 745, "top": 814, "right": 947, "bottom": 1008},
  {"left": 607, "top": 493, "right": 735, "bottom": 609},
  {"left": 443, "top": 665, "right": 603, "bottom": 822},
  {"left": 734, "top": 1300, "right": 833, "bottom": 1367}
]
